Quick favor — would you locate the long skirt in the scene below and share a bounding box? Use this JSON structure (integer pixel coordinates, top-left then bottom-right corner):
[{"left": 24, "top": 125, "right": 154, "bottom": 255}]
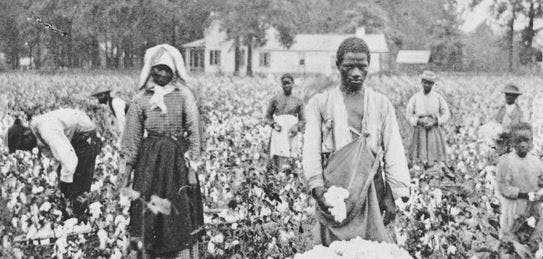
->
[
  {"left": 57, "top": 130, "right": 101, "bottom": 220},
  {"left": 129, "top": 134, "right": 204, "bottom": 256},
  {"left": 408, "top": 125, "right": 448, "bottom": 164}
]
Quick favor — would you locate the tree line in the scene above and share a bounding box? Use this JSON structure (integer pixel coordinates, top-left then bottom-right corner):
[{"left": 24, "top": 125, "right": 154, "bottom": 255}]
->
[{"left": 0, "top": 0, "right": 540, "bottom": 73}]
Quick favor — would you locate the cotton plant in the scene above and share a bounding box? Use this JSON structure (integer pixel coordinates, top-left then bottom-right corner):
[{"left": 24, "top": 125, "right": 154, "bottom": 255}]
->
[{"left": 6, "top": 74, "right": 543, "bottom": 258}]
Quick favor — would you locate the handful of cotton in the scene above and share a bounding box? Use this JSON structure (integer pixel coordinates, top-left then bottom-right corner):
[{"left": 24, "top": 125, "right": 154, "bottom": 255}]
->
[{"left": 323, "top": 186, "right": 350, "bottom": 222}]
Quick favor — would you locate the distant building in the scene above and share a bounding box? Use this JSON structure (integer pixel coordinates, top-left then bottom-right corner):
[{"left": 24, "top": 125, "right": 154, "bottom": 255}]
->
[
  {"left": 19, "top": 57, "right": 34, "bottom": 70},
  {"left": 395, "top": 50, "right": 431, "bottom": 72},
  {"left": 182, "top": 21, "right": 390, "bottom": 76}
]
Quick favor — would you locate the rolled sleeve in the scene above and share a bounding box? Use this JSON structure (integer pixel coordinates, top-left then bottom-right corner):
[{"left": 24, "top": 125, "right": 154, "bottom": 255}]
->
[
  {"left": 265, "top": 98, "right": 277, "bottom": 126},
  {"left": 121, "top": 98, "right": 144, "bottom": 166},
  {"left": 112, "top": 98, "right": 127, "bottom": 136},
  {"left": 382, "top": 100, "right": 411, "bottom": 199},
  {"left": 405, "top": 96, "right": 418, "bottom": 127},
  {"left": 181, "top": 86, "right": 202, "bottom": 156},
  {"left": 297, "top": 100, "right": 306, "bottom": 131},
  {"left": 302, "top": 96, "right": 324, "bottom": 191},
  {"left": 437, "top": 95, "right": 450, "bottom": 125},
  {"left": 38, "top": 125, "right": 78, "bottom": 183}
]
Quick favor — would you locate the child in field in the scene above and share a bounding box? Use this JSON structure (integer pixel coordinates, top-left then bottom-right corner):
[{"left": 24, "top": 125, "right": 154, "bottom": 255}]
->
[{"left": 496, "top": 122, "right": 543, "bottom": 242}]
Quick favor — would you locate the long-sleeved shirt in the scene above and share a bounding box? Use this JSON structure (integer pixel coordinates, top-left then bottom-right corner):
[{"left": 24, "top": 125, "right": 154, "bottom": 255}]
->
[
  {"left": 30, "top": 109, "right": 96, "bottom": 183},
  {"left": 405, "top": 91, "right": 450, "bottom": 127},
  {"left": 496, "top": 152, "right": 543, "bottom": 237},
  {"left": 121, "top": 83, "right": 202, "bottom": 166},
  {"left": 495, "top": 103, "right": 523, "bottom": 132},
  {"left": 302, "top": 86, "right": 410, "bottom": 199},
  {"left": 265, "top": 94, "right": 305, "bottom": 130},
  {"left": 109, "top": 97, "right": 127, "bottom": 136}
]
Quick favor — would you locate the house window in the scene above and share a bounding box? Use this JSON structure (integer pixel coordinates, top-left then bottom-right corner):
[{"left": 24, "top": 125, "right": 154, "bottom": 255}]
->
[
  {"left": 209, "top": 50, "right": 220, "bottom": 65},
  {"left": 259, "top": 52, "right": 270, "bottom": 67},
  {"left": 299, "top": 59, "right": 305, "bottom": 66},
  {"left": 189, "top": 49, "right": 204, "bottom": 72}
]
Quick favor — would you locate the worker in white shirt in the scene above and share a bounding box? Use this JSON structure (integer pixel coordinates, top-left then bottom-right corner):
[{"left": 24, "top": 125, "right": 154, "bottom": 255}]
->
[
  {"left": 8, "top": 108, "right": 101, "bottom": 220},
  {"left": 91, "top": 86, "right": 129, "bottom": 139},
  {"left": 495, "top": 84, "right": 524, "bottom": 132},
  {"left": 494, "top": 84, "right": 524, "bottom": 156}
]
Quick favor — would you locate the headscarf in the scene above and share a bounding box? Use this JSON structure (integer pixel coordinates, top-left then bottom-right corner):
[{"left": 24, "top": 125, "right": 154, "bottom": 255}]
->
[
  {"left": 139, "top": 44, "right": 191, "bottom": 114},
  {"left": 139, "top": 44, "right": 190, "bottom": 89}
]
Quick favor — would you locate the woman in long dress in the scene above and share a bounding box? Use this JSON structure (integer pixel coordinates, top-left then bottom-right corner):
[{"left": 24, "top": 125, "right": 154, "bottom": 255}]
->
[
  {"left": 120, "top": 44, "right": 204, "bottom": 258},
  {"left": 405, "top": 70, "right": 450, "bottom": 169}
]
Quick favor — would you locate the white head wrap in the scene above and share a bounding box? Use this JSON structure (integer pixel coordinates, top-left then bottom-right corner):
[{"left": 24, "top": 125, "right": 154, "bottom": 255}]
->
[
  {"left": 138, "top": 44, "right": 190, "bottom": 90},
  {"left": 139, "top": 44, "right": 190, "bottom": 114}
]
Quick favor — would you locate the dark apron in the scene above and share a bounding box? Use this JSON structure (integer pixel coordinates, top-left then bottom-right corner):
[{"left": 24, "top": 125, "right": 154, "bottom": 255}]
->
[
  {"left": 129, "top": 131, "right": 204, "bottom": 256},
  {"left": 322, "top": 149, "right": 396, "bottom": 225},
  {"left": 316, "top": 136, "right": 392, "bottom": 245}
]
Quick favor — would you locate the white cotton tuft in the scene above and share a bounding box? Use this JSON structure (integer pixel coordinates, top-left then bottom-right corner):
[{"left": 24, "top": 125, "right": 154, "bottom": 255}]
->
[{"left": 323, "top": 186, "right": 350, "bottom": 222}]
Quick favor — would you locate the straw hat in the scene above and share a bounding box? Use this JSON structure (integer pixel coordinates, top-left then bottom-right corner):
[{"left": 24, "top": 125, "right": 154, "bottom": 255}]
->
[
  {"left": 501, "top": 84, "right": 522, "bottom": 95},
  {"left": 421, "top": 70, "right": 437, "bottom": 82},
  {"left": 138, "top": 44, "right": 190, "bottom": 90},
  {"left": 91, "top": 85, "right": 112, "bottom": 97}
]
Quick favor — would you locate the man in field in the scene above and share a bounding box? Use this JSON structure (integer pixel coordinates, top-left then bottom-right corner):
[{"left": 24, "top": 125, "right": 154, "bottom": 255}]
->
[
  {"left": 92, "top": 87, "right": 129, "bottom": 139},
  {"left": 266, "top": 73, "right": 305, "bottom": 171},
  {"left": 494, "top": 84, "right": 524, "bottom": 155},
  {"left": 496, "top": 84, "right": 524, "bottom": 132},
  {"left": 8, "top": 108, "right": 101, "bottom": 221},
  {"left": 303, "top": 37, "right": 410, "bottom": 245},
  {"left": 405, "top": 71, "right": 450, "bottom": 169}
]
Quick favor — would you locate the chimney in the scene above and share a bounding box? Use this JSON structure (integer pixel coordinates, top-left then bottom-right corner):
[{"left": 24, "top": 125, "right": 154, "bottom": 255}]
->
[{"left": 355, "top": 27, "right": 366, "bottom": 38}]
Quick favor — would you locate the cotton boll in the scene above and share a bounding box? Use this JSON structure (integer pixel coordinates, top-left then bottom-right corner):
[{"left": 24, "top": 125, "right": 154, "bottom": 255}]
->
[
  {"left": 97, "top": 229, "right": 107, "bottom": 250},
  {"left": 88, "top": 202, "right": 102, "bottom": 220},
  {"left": 323, "top": 186, "right": 350, "bottom": 222},
  {"left": 207, "top": 241, "right": 216, "bottom": 254},
  {"left": 39, "top": 201, "right": 51, "bottom": 212},
  {"left": 528, "top": 217, "right": 537, "bottom": 228},
  {"left": 447, "top": 245, "right": 457, "bottom": 255},
  {"left": 450, "top": 207, "right": 461, "bottom": 216}
]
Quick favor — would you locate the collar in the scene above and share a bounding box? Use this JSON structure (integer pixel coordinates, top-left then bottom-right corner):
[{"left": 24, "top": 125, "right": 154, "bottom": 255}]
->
[{"left": 145, "top": 82, "right": 180, "bottom": 94}]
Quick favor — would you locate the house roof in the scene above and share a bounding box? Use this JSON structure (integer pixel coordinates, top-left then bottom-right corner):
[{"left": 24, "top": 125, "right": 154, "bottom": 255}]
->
[
  {"left": 182, "top": 39, "right": 205, "bottom": 48},
  {"left": 396, "top": 50, "right": 431, "bottom": 64},
  {"left": 182, "top": 27, "right": 389, "bottom": 53},
  {"left": 260, "top": 33, "right": 389, "bottom": 53}
]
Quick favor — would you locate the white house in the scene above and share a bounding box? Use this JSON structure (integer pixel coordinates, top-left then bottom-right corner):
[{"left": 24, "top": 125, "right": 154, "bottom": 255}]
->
[{"left": 182, "top": 21, "right": 390, "bottom": 76}]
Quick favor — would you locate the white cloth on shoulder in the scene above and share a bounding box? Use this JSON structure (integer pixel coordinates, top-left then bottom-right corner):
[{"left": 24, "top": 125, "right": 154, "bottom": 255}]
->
[{"left": 148, "top": 83, "right": 175, "bottom": 114}]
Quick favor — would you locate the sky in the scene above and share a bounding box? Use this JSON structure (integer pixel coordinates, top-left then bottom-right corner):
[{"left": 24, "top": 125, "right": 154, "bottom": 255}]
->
[
  {"left": 458, "top": 0, "right": 493, "bottom": 32},
  {"left": 455, "top": 0, "right": 543, "bottom": 47}
]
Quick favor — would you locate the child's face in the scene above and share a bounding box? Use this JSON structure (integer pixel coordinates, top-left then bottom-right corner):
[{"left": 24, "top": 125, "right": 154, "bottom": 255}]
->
[{"left": 512, "top": 129, "right": 533, "bottom": 158}]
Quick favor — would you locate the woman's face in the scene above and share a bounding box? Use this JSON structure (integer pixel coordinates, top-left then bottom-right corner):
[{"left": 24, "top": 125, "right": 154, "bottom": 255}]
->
[{"left": 151, "top": 67, "right": 174, "bottom": 86}]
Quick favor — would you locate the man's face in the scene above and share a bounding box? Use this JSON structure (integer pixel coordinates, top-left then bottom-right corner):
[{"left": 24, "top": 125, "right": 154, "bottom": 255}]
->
[
  {"left": 95, "top": 92, "right": 109, "bottom": 104},
  {"left": 505, "top": 93, "right": 519, "bottom": 105},
  {"left": 281, "top": 78, "right": 293, "bottom": 96},
  {"left": 512, "top": 129, "right": 532, "bottom": 158},
  {"left": 422, "top": 79, "right": 434, "bottom": 94},
  {"left": 338, "top": 52, "right": 369, "bottom": 92},
  {"left": 151, "top": 67, "right": 174, "bottom": 86}
]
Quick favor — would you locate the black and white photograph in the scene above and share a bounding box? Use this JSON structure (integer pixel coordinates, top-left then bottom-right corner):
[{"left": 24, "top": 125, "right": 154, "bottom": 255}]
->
[{"left": 2, "top": 0, "right": 543, "bottom": 258}]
